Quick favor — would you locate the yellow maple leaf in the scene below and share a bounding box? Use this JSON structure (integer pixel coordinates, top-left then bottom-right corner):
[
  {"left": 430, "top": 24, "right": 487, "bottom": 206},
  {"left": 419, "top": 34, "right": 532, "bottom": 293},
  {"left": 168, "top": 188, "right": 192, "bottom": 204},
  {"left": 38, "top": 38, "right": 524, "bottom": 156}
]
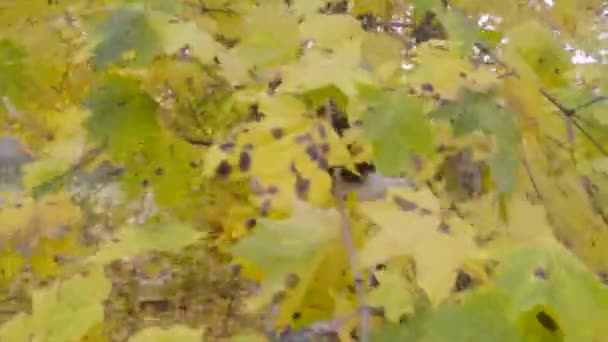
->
[{"left": 358, "top": 186, "right": 478, "bottom": 305}]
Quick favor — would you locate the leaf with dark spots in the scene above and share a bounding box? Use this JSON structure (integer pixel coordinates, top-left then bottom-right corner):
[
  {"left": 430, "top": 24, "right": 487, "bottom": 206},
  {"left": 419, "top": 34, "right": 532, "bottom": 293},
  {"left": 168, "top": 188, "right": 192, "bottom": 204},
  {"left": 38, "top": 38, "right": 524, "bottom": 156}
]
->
[
  {"left": 239, "top": 151, "right": 252, "bottom": 172},
  {"left": 215, "top": 160, "right": 232, "bottom": 178},
  {"left": 393, "top": 196, "right": 418, "bottom": 211}
]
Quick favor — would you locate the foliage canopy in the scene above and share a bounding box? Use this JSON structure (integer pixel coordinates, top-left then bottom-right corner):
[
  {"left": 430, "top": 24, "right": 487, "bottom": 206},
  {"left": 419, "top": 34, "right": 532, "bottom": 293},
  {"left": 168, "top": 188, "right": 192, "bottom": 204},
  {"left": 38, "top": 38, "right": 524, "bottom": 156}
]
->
[{"left": 1, "top": 0, "right": 608, "bottom": 341}]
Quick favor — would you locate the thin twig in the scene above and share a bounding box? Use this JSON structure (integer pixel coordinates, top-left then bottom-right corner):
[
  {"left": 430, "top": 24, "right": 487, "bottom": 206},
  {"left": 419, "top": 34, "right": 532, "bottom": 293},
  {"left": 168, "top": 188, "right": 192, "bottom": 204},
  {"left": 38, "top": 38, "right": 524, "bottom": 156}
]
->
[{"left": 333, "top": 168, "right": 369, "bottom": 342}]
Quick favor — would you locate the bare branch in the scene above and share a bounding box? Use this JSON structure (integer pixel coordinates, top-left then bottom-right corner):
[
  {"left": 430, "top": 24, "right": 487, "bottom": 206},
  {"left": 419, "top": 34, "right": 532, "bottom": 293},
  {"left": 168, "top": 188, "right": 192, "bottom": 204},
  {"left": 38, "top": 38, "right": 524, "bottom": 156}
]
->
[{"left": 332, "top": 168, "right": 369, "bottom": 342}]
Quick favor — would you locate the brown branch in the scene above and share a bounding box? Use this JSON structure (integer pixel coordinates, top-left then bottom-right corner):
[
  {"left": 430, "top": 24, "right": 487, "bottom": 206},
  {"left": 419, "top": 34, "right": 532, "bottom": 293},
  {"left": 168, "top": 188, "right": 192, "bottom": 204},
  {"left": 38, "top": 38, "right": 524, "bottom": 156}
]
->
[{"left": 332, "top": 168, "right": 369, "bottom": 342}]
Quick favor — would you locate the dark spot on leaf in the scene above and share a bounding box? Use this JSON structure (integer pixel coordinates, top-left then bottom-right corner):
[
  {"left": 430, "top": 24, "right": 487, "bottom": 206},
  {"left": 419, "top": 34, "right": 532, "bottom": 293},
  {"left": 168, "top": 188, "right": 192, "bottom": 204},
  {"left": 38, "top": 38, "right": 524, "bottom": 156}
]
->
[
  {"left": 408, "top": 87, "right": 417, "bottom": 95},
  {"left": 260, "top": 199, "right": 271, "bottom": 216},
  {"left": 141, "top": 179, "right": 149, "bottom": 187},
  {"left": 272, "top": 291, "right": 285, "bottom": 304},
  {"left": 266, "top": 185, "right": 279, "bottom": 194},
  {"left": 189, "top": 161, "right": 199, "bottom": 168},
  {"left": 320, "top": 143, "right": 330, "bottom": 154},
  {"left": 268, "top": 77, "right": 282, "bottom": 93},
  {"left": 215, "top": 160, "right": 232, "bottom": 179},
  {"left": 295, "top": 176, "right": 310, "bottom": 200},
  {"left": 536, "top": 311, "right": 559, "bottom": 332},
  {"left": 538, "top": 57, "right": 544, "bottom": 64},
  {"left": 554, "top": 68, "right": 560, "bottom": 74},
  {"left": 219, "top": 142, "right": 235, "bottom": 152},
  {"left": 238, "top": 151, "right": 251, "bottom": 172},
  {"left": 437, "top": 221, "right": 450, "bottom": 233},
  {"left": 317, "top": 124, "right": 327, "bottom": 139},
  {"left": 250, "top": 104, "right": 263, "bottom": 121},
  {"left": 534, "top": 267, "right": 547, "bottom": 280},
  {"left": 292, "top": 312, "right": 302, "bottom": 320},
  {"left": 375, "top": 263, "right": 386, "bottom": 271},
  {"left": 285, "top": 273, "right": 300, "bottom": 289},
  {"left": 294, "top": 133, "right": 313, "bottom": 144},
  {"left": 244, "top": 218, "right": 256, "bottom": 230},
  {"left": 305, "top": 145, "right": 319, "bottom": 161},
  {"left": 453, "top": 270, "right": 472, "bottom": 292},
  {"left": 317, "top": 157, "right": 329, "bottom": 170},
  {"left": 421, "top": 83, "right": 434, "bottom": 92},
  {"left": 393, "top": 196, "right": 418, "bottom": 211},
  {"left": 459, "top": 72, "right": 467, "bottom": 78},
  {"left": 598, "top": 271, "right": 608, "bottom": 285},
  {"left": 353, "top": 162, "right": 373, "bottom": 176},
  {"left": 270, "top": 127, "right": 284, "bottom": 139},
  {"left": 369, "top": 273, "right": 380, "bottom": 287},
  {"left": 154, "top": 168, "right": 163, "bottom": 176}
]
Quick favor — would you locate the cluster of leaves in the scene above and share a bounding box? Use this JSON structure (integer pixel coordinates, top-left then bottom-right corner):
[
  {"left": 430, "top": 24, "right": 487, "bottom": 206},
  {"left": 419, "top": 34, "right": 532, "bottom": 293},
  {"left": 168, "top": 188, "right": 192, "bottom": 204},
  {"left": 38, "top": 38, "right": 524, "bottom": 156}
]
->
[{"left": 2, "top": 0, "right": 608, "bottom": 340}]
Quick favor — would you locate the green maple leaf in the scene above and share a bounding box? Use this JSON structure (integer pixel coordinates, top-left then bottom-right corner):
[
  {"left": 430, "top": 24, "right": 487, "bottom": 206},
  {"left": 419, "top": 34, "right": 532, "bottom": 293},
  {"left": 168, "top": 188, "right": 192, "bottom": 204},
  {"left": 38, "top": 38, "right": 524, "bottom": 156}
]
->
[
  {"left": 129, "top": 325, "right": 204, "bottom": 342},
  {"left": 431, "top": 90, "right": 520, "bottom": 193},
  {"left": 372, "top": 289, "right": 524, "bottom": 342},
  {"left": 231, "top": 200, "right": 340, "bottom": 287},
  {"left": 84, "top": 74, "right": 159, "bottom": 160},
  {"left": 93, "top": 3, "right": 161, "bottom": 69},
  {"left": 359, "top": 86, "right": 435, "bottom": 176},
  {"left": 231, "top": 199, "right": 342, "bottom": 322},
  {"left": 88, "top": 223, "right": 205, "bottom": 265},
  {"left": 493, "top": 241, "right": 608, "bottom": 341}
]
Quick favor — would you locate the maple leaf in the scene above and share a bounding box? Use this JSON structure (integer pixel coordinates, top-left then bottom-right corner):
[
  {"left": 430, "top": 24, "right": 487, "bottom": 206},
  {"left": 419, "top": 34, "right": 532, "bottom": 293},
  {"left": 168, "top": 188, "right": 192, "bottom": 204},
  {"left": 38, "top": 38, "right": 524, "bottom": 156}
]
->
[
  {"left": 367, "top": 263, "right": 416, "bottom": 322},
  {"left": 493, "top": 240, "right": 608, "bottom": 341},
  {"left": 358, "top": 186, "right": 478, "bottom": 305},
  {"left": 406, "top": 42, "right": 498, "bottom": 100},
  {"left": 93, "top": 3, "right": 161, "bottom": 69},
  {"left": 431, "top": 90, "right": 520, "bottom": 193},
  {"left": 299, "top": 14, "right": 364, "bottom": 50},
  {"left": 278, "top": 38, "right": 373, "bottom": 97},
  {"left": 0, "top": 266, "right": 111, "bottom": 342},
  {"left": 372, "top": 289, "right": 524, "bottom": 342},
  {"left": 358, "top": 86, "right": 435, "bottom": 176},
  {"left": 230, "top": 199, "right": 342, "bottom": 326},
  {"left": 150, "top": 13, "right": 223, "bottom": 65},
  {"left": 87, "top": 223, "right": 204, "bottom": 265},
  {"left": 202, "top": 94, "right": 352, "bottom": 213}
]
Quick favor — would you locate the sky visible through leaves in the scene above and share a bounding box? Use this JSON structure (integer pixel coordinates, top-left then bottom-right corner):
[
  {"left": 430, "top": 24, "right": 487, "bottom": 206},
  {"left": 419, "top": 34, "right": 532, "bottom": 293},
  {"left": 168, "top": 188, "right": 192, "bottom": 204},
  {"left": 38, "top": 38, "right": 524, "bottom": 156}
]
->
[{"left": 1, "top": 0, "right": 608, "bottom": 341}]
